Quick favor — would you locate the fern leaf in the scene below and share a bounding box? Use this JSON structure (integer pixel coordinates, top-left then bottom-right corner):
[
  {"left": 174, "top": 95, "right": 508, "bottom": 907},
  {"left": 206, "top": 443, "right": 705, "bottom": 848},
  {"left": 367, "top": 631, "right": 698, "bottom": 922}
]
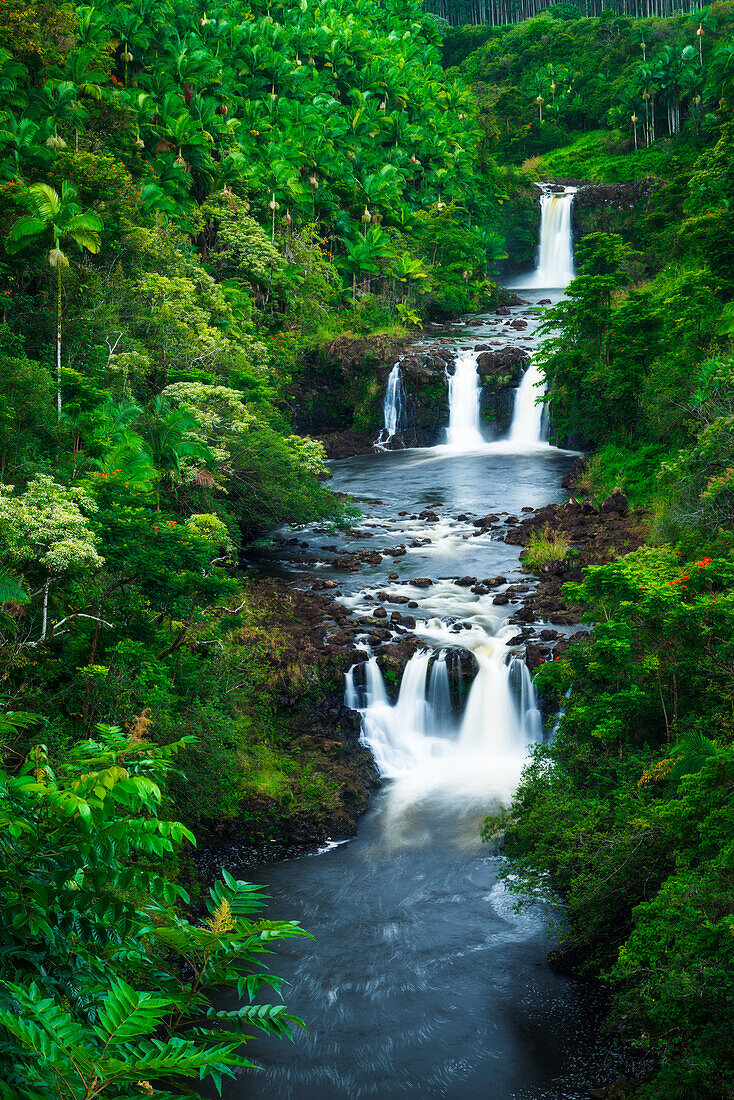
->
[{"left": 95, "top": 979, "right": 172, "bottom": 1046}]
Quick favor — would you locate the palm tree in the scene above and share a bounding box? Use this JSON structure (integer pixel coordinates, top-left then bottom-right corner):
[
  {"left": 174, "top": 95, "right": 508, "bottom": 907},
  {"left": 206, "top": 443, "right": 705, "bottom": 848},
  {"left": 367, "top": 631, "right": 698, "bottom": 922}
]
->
[
  {"left": 6, "top": 183, "right": 102, "bottom": 416},
  {"left": 144, "top": 396, "right": 214, "bottom": 506},
  {"left": 0, "top": 114, "right": 52, "bottom": 178},
  {"left": 709, "top": 43, "right": 734, "bottom": 108}
]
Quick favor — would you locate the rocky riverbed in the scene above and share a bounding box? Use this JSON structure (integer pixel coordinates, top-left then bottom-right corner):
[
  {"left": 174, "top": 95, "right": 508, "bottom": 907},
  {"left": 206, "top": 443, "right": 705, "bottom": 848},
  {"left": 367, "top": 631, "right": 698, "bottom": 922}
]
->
[{"left": 211, "top": 475, "right": 648, "bottom": 867}]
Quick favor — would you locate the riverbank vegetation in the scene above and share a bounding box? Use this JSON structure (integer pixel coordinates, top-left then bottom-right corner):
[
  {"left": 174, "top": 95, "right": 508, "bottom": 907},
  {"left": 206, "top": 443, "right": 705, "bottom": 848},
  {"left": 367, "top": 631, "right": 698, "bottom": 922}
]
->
[
  {"left": 0, "top": 712, "right": 305, "bottom": 1097},
  {"left": 457, "top": 7, "right": 734, "bottom": 1095},
  {"left": 3, "top": 0, "right": 734, "bottom": 1093}
]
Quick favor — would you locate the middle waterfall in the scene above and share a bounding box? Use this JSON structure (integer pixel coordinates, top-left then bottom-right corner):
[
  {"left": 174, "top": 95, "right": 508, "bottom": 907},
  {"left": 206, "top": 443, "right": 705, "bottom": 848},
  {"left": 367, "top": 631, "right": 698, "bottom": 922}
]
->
[
  {"left": 508, "top": 358, "right": 548, "bottom": 446},
  {"left": 446, "top": 348, "right": 484, "bottom": 450}
]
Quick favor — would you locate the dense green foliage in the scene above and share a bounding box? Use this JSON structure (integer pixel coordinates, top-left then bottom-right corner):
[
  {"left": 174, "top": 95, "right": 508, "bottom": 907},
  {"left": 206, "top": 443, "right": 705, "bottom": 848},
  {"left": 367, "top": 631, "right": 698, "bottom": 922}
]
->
[
  {"left": 450, "top": 4, "right": 734, "bottom": 166},
  {"left": 450, "top": 7, "right": 734, "bottom": 1094},
  {"left": 3, "top": 0, "right": 734, "bottom": 1093},
  {"left": 0, "top": 2, "right": 511, "bottom": 1093},
  {"left": 0, "top": 711, "right": 304, "bottom": 1098}
]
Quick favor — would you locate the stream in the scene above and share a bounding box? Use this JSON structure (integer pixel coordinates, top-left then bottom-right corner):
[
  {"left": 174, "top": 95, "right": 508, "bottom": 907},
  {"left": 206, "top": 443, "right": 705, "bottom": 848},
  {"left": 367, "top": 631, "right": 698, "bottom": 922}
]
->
[{"left": 218, "top": 190, "right": 616, "bottom": 1098}]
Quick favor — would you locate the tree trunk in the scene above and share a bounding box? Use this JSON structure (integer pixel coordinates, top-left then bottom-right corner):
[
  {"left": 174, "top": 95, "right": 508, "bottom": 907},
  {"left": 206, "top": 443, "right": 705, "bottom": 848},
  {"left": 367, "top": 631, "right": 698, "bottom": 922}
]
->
[
  {"left": 40, "top": 577, "right": 50, "bottom": 642},
  {"left": 56, "top": 265, "right": 62, "bottom": 417}
]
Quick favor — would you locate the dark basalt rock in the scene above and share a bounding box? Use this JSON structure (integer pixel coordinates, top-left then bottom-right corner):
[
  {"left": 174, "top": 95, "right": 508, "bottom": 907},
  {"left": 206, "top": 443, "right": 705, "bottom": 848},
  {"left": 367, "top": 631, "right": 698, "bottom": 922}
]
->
[
  {"left": 525, "top": 642, "right": 549, "bottom": 670},
  {"left": 600, "top": 490, "right": 629, "bottom": 516}
]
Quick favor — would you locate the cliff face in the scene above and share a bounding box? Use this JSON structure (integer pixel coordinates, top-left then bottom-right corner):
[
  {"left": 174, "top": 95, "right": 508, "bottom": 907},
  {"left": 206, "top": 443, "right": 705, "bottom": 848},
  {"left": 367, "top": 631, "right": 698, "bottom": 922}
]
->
[
  {"left": 288, "top": 334, "right": 410, "bottom": 457},
  {"left": 573, "top": 178, "right": 661, "bottom": 248},
  {"left": 477, "top": 345, "right": 530, "bottom": 434},
  {"left": 289, "top": 333, "right": 530, "bottom": 456}
]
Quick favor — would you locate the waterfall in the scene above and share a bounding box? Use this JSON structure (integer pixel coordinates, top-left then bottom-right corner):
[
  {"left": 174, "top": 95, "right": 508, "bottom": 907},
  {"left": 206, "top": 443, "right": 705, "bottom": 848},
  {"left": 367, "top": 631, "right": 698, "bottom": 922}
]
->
[
  {"left": 514, "top": 187, "right": 576, "bottom": 290},
  {"left": 346, "top": 638, "right": 541, "bottom": 788},
  {"left": 427, "top": 650, "right": 453, "bottom": 736},
  {"left": 509, "top": 657, "right": 543, "bottom": 742},
  {"left": 446, "top": 349, "right": 484, "bottom": 450},
  {"left": 347, "top": 652, "right": 443, "bottom": 777},
  {"left": 376, "top": 363, "right": 406, "bottom": 448},
  {"left": 508, "top": 358, "right": 548, "bottom": 446}
]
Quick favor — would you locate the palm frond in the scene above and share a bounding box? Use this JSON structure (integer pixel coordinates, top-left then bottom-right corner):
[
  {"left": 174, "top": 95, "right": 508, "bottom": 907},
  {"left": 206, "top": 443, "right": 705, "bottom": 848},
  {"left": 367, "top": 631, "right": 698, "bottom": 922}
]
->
[
  {"left": 0, "top": 569, "right": 28, "bottom": 605},
  {"left": 26, "top": 182, "right": 62, "bottom": 219},
  {"left": 67, "top": 227, "right": 102, "bottom": 254},
  {"left": 5, "top": 216, "right": 46, "bottom": 253}
]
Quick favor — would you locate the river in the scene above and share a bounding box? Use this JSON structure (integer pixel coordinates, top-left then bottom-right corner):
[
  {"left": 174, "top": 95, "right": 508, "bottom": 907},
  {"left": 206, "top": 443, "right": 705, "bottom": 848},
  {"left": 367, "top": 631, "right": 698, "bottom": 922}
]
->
[{"left": 217, "top": 190, "right": 617, "bottom": 1098}]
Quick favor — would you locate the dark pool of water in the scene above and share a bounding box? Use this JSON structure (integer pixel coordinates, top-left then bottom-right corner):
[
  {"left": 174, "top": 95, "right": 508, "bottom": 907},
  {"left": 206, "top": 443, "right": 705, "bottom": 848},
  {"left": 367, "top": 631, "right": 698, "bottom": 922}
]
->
[{"left": 218, "top": 796, "right": 613, "bottom": 1100}]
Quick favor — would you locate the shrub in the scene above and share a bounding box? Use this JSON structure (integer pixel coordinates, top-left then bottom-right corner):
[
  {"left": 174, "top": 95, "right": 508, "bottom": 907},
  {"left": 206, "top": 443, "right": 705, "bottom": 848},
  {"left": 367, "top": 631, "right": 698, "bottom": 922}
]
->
[{"left": 521, "top": 525, "right": 572, "bottom": 570}]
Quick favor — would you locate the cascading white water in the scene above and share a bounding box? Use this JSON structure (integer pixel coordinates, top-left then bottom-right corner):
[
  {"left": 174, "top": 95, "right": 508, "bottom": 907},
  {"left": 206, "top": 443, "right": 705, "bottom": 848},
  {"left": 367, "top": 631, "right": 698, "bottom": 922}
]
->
[
  {"left": 427, "top": 650, "right": 453, "bottom": 737},
  {"left": 348, "top": 652, "right": 447, "bottom": 777},
  {"left": 446, "top": 349, "right": 484, "bottom": 450},
  {"left": 514, "top": 187, "right": 576, "bottom": 289},
  {"left": 346, "top": 630, "right": 542, "bottom": 799},
  {"left": 376, "top": 363, "right": 406, "bottom": 448},
  {"left": 509, "top": 657, "right": 543, "bottom": 743},
  {"left": 508, "top": 358, "right": 548, "bottom": 446}
]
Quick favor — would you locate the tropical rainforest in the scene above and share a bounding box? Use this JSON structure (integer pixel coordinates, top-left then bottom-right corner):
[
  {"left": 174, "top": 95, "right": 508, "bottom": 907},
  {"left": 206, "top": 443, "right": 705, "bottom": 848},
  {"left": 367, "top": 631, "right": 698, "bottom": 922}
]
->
[{"left": 0, "top": 0, "right": 733, "bottom": 1094}]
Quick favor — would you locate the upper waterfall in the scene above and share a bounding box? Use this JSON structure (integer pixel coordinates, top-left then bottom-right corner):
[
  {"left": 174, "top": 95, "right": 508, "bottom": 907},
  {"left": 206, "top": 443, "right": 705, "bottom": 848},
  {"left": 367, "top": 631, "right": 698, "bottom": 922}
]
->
[{"left": 513, "top": 186, "right": 576, "bottom": 290}]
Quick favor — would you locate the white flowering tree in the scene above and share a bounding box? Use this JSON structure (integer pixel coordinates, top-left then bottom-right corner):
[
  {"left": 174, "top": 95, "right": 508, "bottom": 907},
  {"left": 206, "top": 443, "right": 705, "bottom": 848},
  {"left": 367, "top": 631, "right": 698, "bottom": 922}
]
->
[
  {"left": 0, "top": 475, "right": 103, "bottom": 642},
  {"left": 161, "top": 382, "right": 332, "bottom": 533}
]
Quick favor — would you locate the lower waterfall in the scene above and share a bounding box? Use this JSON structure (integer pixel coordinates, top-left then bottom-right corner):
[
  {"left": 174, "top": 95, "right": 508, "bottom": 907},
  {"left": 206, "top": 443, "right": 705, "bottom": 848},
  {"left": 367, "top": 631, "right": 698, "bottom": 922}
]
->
[{"left": 346, "top": 629, "right": 542, "bottom": 803}]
